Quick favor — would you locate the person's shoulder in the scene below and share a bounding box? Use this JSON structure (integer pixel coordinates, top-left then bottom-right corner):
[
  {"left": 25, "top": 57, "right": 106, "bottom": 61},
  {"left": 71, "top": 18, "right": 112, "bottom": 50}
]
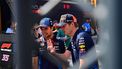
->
[
  {"left": 76, "top": 29, "right": 85, "bottom": 36},
  {"left": 76, "top": 29, "right": 91, "bottom": 39},
  {"left": 82, "top": 22, "right": 87, "bottom": 25}
]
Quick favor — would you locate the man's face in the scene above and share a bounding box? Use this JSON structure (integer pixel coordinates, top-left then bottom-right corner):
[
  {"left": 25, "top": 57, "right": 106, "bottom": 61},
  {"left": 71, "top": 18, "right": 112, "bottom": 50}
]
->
[
  {"left": 40, "top": 27, "right": 53, "bottom": 39},
  {"left": 61, "top": 23, "right": 73, "bottom": 36}
]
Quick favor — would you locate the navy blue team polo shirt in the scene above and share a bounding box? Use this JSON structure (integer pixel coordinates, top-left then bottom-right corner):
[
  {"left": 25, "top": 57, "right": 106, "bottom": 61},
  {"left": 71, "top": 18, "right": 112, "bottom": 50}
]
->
[
  {"left": 38, "top": 32, "right": 65, "bottom": 69},
  {"left": 67, "top": 29, "right": 99, "bottom": 69}
]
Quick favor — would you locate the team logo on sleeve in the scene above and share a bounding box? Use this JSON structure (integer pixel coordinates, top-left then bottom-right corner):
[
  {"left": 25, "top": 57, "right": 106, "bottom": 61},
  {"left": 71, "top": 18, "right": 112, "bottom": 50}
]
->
[
  {"left": 78, "top": 37, "right": 85, "bottom": 45},
  {"left": 78, "top": 37, "right": 86, "bottom": 51},
  {"left": 79, "top": 45, "right": 85, "bottom": 49}
]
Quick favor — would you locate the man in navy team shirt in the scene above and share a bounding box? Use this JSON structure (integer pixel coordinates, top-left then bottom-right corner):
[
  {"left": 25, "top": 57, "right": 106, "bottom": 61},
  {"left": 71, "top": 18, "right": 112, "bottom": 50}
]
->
[
  {"left": 33, "top": 17, "right": 66, "bottom": 69},
  {"left": 57, "top": 14, "right": 99, "bottom": 69}
]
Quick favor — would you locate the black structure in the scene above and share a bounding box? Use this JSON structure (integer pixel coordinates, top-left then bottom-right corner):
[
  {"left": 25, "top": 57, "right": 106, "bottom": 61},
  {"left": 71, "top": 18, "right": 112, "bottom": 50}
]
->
[{"left": 14, "top": 0, "right": 34, "bottom": 69}]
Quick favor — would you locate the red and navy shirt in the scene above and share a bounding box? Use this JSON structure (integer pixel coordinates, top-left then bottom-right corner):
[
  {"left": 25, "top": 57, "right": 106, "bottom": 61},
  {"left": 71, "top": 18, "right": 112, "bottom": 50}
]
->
[
  {"left": 67, "top": 29, "right": 99, "bottom": 69},
  {"left": 38, "top": 32, "right": 65, "bottom": 69}
]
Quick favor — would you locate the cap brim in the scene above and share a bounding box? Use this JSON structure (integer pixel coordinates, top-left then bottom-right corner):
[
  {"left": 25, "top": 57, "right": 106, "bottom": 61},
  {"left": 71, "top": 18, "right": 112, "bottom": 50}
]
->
[{"left": 57, "top": 22, "right": 66, "bottom": 27}]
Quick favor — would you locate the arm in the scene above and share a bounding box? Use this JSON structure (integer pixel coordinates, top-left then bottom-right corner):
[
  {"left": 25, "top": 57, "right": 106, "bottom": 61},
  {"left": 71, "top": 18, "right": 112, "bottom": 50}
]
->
[
  {"left": 32, "top": 56, "right": 38, "bottom": 69},
  {"left": 47, "top": 39, "right": 71, "bottom": 60},
  {"left": 55, "top": 50, "right": 71, "bottom": 69},
  {"left": 77, "top": 32, "right": 95, "bottom": 69},
  {"left": 77, "top": 34, "right": 87, "bottom": 69},
  {"left": 51, "top": 50, "right": 71, "bottom": 60},
  {"left": 47, "top": 39, "right": 71, "bottom": 67},
  {"left": 50, "top": 49, "right": 71, "bottom": 68}
]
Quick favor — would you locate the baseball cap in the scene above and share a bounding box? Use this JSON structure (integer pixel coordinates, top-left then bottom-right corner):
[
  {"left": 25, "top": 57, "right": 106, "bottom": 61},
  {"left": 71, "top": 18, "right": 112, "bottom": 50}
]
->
[
  {"left": 39, "top": 17, "right": 53, "bottom": 27},
  {"left": 58, "top": 14, "right": 77, "bottom": 27}
]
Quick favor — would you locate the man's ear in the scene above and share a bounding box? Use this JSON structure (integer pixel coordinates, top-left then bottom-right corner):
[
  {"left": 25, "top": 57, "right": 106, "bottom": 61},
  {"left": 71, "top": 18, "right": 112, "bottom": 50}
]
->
[{"left": 51, "top": 26, "right": 55, "bottom": 31}]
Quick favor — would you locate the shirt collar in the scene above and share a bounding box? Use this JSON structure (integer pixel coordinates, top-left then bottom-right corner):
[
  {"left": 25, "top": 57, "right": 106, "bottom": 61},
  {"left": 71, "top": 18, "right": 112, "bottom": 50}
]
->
[{"left": 72, "top": 28, "right": 83, "bottom": 41}]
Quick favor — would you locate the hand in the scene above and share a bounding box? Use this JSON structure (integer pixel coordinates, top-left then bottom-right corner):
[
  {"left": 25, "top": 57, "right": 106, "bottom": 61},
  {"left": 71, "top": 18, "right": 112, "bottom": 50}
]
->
[
  {"left": 47, "top": 39, "right": 55, "bottom": 53},
  {"left": 50, "top": 47, "right": 56, "bottom": 53}
]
